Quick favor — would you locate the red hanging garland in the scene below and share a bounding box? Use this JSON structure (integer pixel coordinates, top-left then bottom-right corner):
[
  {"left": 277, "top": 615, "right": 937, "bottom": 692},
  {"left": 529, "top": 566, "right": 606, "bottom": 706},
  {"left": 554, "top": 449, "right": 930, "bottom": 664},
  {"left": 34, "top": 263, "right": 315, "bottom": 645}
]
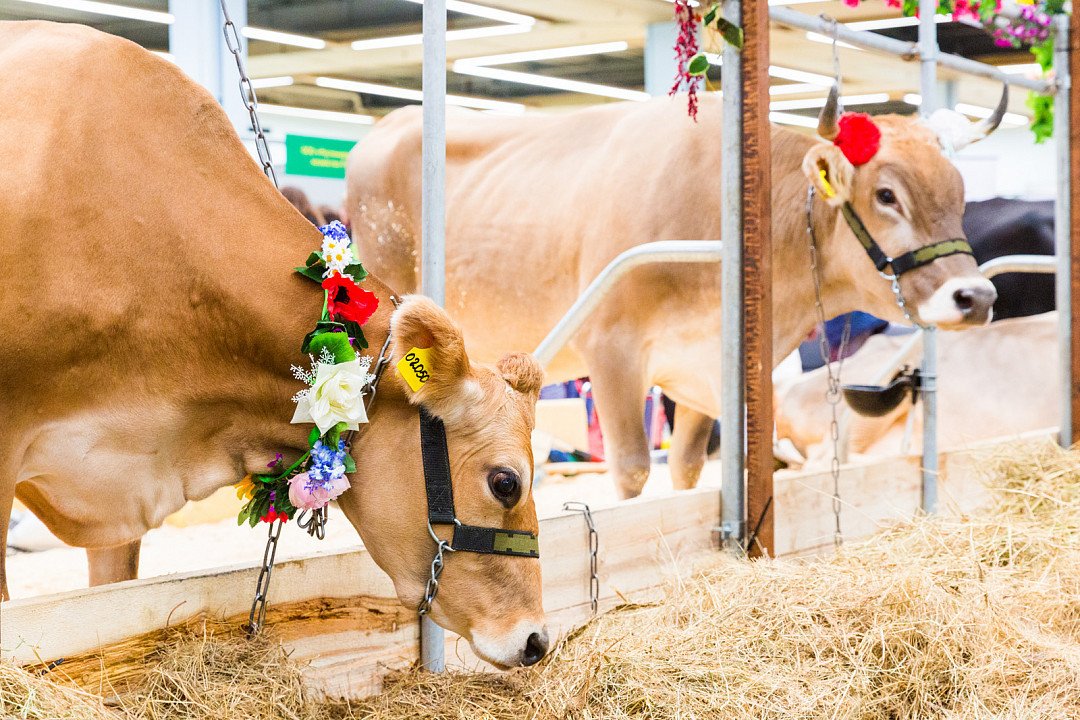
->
[{"left": 669, "top": 0, "right": 701, "bottom": 121}]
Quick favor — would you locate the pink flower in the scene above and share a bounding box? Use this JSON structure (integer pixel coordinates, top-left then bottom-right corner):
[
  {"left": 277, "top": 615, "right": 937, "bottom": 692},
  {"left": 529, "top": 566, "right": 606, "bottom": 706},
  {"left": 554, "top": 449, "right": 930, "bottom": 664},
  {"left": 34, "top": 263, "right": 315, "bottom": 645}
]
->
[
  {"left": 288, "top": 471, "right": 351, "bottom": 510},
  {"left": 842, "top": 0, "right": 860, "bottom": 7}
]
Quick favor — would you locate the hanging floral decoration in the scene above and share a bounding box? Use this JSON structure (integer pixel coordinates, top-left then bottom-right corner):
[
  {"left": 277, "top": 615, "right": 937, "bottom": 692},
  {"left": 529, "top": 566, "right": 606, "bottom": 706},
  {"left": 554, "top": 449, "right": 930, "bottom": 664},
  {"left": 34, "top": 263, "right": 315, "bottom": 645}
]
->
[
  {"left": 672, "top": 0, "right": 1067, "bottom": 142},
  {"left": 234, "top": 220, "right": 378, "bottom": 526}
]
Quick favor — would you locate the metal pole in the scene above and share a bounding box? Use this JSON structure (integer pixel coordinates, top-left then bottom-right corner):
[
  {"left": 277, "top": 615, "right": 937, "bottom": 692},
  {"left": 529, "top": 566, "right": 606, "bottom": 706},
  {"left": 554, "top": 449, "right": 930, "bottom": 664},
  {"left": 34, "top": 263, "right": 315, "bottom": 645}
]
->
[
  {"left": 420, "top": 0, "right": 447, "bottom": 672},
  {"left": 719, "top": 0, "right": 746, "bottom": 552},
  {"left": 767, "top": 6, "right": 1053, "bottom": 94},
  {"left": 1054, "top": 13, "right": 1072, "bottom": 447},
  {"left": 918, "top": 0, "right": 939, "bottom": 515}
]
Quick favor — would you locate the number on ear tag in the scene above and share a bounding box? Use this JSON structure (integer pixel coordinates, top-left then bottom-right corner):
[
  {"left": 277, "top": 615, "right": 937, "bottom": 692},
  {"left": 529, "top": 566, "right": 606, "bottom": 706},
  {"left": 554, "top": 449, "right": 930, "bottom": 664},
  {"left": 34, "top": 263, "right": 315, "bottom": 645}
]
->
[{"left": 397, "top": 347, "right": 433, "bottom": 392}]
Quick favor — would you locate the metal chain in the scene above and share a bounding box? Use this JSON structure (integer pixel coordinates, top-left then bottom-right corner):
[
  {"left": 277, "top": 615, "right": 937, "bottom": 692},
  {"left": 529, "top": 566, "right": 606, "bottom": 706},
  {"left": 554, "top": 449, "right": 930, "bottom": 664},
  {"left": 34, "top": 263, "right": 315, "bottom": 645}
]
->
[
  {"left": 244, "top": 313, "right": 398, "bottom": 634},
  {"left": 246, "top": 517, "right": 284, "bottom": 633},
  {"left": 219, "top": 0, "right": 278, "bottom": 188},
  {"left": 418, "top": 521, "right": 456, "bottom": 616},
  {"left": 563, "top": 502, "right": 599, "bottom": 616},
  {"left": 806, "top": 187, "right": 851, "bottom": 549}
]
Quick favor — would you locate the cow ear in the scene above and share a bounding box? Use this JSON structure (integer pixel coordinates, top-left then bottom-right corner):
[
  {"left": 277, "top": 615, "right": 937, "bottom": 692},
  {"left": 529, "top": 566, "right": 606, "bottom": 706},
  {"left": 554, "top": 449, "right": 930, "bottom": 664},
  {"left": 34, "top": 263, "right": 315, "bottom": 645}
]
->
[
  {"left": 802, "top": 143, "right": 854, "bottom": 207},
  {"left": 390, "top": 295, "right": 477, "bottom": 414},
  {"left": 497, "top": 353, "right": 545, "bottom": 399}
]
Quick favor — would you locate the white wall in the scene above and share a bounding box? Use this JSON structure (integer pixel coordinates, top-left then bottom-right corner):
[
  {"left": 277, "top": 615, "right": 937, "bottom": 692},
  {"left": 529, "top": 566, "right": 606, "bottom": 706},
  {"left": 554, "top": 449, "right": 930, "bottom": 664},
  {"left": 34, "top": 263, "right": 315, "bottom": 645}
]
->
[{"left": 952, "top": 126, "right": 1057, "bottom": 201}]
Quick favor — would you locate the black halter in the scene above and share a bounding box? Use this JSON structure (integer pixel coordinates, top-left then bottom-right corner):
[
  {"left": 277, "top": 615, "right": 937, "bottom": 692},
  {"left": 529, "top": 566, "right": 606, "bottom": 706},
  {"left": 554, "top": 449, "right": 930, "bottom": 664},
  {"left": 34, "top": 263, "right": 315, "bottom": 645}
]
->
[
  {"left": 416, "top": 405, "right": 539, "bottom": 614},
  {"left": 836, "top": 197, "right": 974, "bottom": 278}
]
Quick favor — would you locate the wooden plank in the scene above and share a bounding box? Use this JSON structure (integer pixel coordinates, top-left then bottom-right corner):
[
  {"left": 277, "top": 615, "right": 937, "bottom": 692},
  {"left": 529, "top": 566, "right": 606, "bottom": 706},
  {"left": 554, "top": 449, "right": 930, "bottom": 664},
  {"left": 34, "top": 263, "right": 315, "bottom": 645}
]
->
[
  {"left": 743, "top": 0, "right": 774, "bottom": 557},
  {"left": 3, "top": 487, "right": 719, "bottom": 699},
  {"left": 1070, "top": 9, "right": 1080, "bottom": 446}
]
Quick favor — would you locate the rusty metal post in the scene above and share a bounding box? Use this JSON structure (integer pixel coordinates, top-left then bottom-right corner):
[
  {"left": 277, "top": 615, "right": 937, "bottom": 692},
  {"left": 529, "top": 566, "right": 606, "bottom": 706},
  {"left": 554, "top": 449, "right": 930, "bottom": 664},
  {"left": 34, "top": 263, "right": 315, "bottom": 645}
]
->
[{"left": 742, "top": 0, "right": 773, "bottom": 557}]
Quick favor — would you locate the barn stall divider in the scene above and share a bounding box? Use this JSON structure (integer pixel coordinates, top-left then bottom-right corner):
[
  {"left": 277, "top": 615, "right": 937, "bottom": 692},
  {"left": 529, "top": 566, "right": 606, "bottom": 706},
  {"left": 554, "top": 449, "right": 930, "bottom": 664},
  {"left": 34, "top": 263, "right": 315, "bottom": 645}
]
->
[{"left": 2, "top": 431, "right": 1051, "bottom": 699}]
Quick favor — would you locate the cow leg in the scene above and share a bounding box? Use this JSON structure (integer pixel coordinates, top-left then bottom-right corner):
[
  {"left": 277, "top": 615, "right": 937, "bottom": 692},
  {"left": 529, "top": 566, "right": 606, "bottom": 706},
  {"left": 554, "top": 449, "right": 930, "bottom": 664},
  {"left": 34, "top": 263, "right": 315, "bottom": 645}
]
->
[
  {"left": 588, "top": 358, "right": 651, "bottom": 500},
  {"left": 0, "top": 491, "right": 12, "bottom": 600},
  {"left": 87, "top": 540, "right": 141, "bottom": 586},
  {"left": 669, "top": 406, "right": 715, "bottom": 490}
]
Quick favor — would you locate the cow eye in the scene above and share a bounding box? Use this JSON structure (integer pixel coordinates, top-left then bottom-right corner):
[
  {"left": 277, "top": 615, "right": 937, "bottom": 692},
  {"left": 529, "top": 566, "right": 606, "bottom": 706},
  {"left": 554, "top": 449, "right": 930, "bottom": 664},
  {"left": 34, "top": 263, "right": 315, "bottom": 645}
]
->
[
  {"left": 488, "top": 469, "right": 521, "bottom": 505},
  {"left": 876, "top": 188, "right": 898, "bottom": 206}
]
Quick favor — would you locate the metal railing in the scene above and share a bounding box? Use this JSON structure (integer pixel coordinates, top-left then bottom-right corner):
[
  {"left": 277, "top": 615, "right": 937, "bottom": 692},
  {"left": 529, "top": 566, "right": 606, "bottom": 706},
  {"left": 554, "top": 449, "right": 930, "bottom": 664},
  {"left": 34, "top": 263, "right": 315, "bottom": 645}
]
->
[{"left": 533, "top": 241, "right": 724, "bottom": 365}]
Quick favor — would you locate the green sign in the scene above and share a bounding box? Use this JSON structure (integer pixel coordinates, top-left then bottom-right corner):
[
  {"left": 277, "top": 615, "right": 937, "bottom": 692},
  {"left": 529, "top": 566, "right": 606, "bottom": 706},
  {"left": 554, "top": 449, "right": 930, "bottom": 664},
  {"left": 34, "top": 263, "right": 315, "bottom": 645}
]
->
[{"left": 285, "top": 134, "right": 358, "bottom": 179}]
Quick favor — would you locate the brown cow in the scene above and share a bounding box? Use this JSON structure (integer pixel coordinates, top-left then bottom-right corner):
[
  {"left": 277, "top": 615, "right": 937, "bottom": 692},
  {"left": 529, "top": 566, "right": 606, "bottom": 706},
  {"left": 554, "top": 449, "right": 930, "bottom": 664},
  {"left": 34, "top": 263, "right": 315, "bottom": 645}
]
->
[
  {"left": 0, "top": 22, "right": 547, "bottom": 668},
  {"left": 346, "top": 91, "right": 1000, "bottom": 498},
  {"left": 776, "top": 312, "right": 1058, "bottom": 466}
]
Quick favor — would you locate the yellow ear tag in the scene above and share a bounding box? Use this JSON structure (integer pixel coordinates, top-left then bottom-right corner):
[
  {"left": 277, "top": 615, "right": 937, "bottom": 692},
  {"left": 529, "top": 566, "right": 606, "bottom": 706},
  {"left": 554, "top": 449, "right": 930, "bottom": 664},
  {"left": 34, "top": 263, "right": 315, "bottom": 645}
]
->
[
  {"left": 818, "top": 168, "right": 836, "bottom": 199},
  {"left": 397, "top": 347, "right": 433, "bottom": 392}
]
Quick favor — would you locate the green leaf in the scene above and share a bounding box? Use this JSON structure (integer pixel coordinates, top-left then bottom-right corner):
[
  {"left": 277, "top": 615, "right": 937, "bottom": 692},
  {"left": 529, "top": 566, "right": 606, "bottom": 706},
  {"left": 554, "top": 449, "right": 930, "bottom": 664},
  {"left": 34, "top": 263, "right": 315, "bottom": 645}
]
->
[
  {"left": 343, "top": 263, "right": 368, "bottom": 281},
  {"left": 341, "top": 320, "right": 370, "bottom": 350},
  {"left": 1031, "top": 40, "right": 1054, "bottom": 72},
  {"left": 902, "top": 0, "right": 918, "bottom": 17},
  {"left": 716, "top": 17, "right": 743, "bottom": 50},
  {"left": 703, "top": 3, "right": 718, "bottom": 26},
  {"left": 305, "top": 251, "right": 323, "bottom": 268},
  {"left": 1027, "top": 92, "right": 1053, "bottom": 143},
  {"left": 687, "top": 53, "right": 710, "bottom": 76},
  {"left": 307, "top": 331, "right": 356, "bottom": 363},
  {"left": 308, "top": 427, "right": 321, "bottom": 446},
  {"left": 301, "top": 321, "right": 347, "bottom": 354},
  {"left": 295, "top": 264, "right": 325, "bottom": 283},
  {"left": 344, "top": 454, "right": 356, "bottom": 473}
]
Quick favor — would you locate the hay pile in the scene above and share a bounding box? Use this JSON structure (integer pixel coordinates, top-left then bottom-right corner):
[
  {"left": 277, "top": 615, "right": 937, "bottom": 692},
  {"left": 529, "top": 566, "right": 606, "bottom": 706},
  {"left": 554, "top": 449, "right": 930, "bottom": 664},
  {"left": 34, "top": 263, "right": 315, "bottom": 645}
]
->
[{"left": 5, "top": 441, "right": 1080, "bottom": 719}]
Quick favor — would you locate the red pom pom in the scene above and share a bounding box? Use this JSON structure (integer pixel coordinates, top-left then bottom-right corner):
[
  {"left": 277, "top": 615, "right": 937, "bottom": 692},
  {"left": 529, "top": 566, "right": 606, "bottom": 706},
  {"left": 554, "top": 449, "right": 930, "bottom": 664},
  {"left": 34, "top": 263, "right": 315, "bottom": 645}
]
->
[{"left": 833, "top": 113, "right": 881, "bottom": 166}]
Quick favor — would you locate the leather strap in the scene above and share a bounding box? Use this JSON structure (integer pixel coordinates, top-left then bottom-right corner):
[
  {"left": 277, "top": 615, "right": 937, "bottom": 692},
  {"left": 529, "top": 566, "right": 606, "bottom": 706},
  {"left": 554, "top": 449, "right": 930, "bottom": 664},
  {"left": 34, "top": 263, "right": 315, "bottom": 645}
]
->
[
  {"left": 419, "top": 406, "right": 456, "bottom": 525},
  {"left": 453, "top": 524, "right": 540, "bottom": 557},
  {"left": 841, "top": 202, "right": 973, "bottom": 277}
]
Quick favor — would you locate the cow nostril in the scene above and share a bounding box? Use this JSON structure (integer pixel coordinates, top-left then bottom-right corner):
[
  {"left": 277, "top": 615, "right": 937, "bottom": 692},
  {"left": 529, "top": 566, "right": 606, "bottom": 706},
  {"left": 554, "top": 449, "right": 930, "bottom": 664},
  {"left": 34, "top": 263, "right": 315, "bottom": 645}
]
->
[
  {"left": 953, "top": 288, "right": 976, "bottom": 312},
  {"left": 522, "top": 632, "right": 548, "bottom": 666}
]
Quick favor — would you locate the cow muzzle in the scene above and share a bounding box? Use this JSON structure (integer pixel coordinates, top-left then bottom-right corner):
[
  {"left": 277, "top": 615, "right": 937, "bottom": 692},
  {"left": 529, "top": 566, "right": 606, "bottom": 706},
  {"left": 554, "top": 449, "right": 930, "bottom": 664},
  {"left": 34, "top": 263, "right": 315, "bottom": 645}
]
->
[
  {"left": 915, "top": 277, "right": 997, "bottom": 328},
  {"left": 472, "top": 620, "right": 551, "bottom": 668}
]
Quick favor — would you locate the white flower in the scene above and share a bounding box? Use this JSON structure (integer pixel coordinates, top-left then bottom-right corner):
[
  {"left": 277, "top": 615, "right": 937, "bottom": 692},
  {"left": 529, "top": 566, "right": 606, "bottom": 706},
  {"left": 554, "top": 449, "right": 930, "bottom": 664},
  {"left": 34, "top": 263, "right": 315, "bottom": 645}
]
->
[
  {"left": 291, "top": 358, "right": 371, "bottom": 433},
  {"left": 322, "top": 235, "right": 353, "bottom": 277}
]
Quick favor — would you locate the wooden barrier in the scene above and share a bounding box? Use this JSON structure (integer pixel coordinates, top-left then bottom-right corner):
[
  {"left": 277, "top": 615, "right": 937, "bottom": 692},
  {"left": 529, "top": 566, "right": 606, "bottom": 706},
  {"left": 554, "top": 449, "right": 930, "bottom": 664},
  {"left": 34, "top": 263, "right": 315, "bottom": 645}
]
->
[{"left": 0, "top": 430, "right": 1054, "bottom": 698}]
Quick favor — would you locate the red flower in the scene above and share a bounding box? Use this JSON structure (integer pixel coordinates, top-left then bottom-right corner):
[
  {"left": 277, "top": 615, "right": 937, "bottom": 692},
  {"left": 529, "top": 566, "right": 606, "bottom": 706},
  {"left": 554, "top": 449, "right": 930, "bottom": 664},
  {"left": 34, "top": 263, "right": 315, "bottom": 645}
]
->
[
  {"left": 261, "top": 507, "right": 288, "bottom": 524},
  {"left": 834, "top": 113, "right": 882, "bottom": 167},
  {"left": 322, "top": 272, "right": 379, "bottom": 325}
]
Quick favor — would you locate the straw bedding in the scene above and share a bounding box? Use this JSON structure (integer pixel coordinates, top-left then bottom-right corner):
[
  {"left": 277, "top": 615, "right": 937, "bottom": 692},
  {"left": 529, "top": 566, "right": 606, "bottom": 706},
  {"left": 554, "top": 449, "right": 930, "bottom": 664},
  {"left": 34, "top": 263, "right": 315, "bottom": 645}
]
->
[{"left": 7, "top": 440, "right": 1080, "bottom": 719}]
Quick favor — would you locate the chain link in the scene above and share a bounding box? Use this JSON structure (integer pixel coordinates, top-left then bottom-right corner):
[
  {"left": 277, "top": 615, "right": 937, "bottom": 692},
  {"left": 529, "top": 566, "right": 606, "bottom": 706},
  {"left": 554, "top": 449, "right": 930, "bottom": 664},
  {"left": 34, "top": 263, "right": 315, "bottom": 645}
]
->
[
  {"left": 563, "top": 502, "right": 599, "bottom": 616},
  {"left": 219, "top": 0, "right": 278, "bottom": 188},
  {"left": 246, "top": 517, "right": 284, "bottom": 634},
  {"left": 806, "top": 187, "right": 851, "bottom": 549},
  {"left": 418, "top": 522, "right": 456, "bottom": 616}
]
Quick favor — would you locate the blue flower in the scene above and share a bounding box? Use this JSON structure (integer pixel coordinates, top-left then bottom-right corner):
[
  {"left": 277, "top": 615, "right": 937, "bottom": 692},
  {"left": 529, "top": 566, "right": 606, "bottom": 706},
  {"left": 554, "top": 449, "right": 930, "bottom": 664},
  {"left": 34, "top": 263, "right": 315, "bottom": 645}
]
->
[{"left": 307, "top": 439, "right": 347, "bottom": 491}]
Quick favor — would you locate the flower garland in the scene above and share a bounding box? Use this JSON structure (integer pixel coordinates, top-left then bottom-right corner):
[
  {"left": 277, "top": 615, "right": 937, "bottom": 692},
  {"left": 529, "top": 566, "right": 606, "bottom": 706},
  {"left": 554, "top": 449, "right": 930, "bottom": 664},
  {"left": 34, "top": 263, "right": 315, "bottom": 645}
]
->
[
  {"left": 235, "top": 221, "right": 379, "bottom": 526},
  {"left": 673, "top": 0, "right": 1067, "bottom": 142}
]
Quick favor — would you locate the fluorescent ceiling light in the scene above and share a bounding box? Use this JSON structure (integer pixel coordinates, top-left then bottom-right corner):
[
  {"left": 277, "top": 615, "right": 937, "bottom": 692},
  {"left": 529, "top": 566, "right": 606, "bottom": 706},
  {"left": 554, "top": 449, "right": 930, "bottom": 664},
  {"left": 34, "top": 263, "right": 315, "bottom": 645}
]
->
[
  {"left": 770, "top": 92, "right": 890, "bottom": 110},
  {"left": 251, "top": 76, "right": 295, "bottom": 89},
  {"left": 402, "top": 0, "right": 535, "bottom": 26},
  {"left": 315, "top": 76, "right": 525, "bottom": 113},
  {"left": 905, "top": 95, "right": 1025, "bottom": 126},
  {"left": 351, "top": 23, "right": 530, "bottom": 51},
  {"left": 452, "top": 63, "right": 650, "bottom": 102},
  {"left": 260, "top": 104, "right": 374, "bottom": 125},
  {"left": 769, "top": 82, "right": 831, "bottom": 96},
  {"left": 770, "top": 111, "right": 819, "bottom": 128},
  {"left": 12, "top": 0, "right": 173, "bottom": 23},
  {"left": 768, "top": 65, "right": 833, "bottom": 85},
  {"left": 806, "top": 32, "right": 862, "bottom": 50},
  {"left": 457, "top": 41, "right": 629, "bottom": 67},
  {"left": 242, "top": 26, "right": 326, "bottom": 50},
  {"left": 845, "top": 14, "right": 950, "bottom": 31},
  {"left": 954, "top": 102, "right": 1027, "bottom": 126}
]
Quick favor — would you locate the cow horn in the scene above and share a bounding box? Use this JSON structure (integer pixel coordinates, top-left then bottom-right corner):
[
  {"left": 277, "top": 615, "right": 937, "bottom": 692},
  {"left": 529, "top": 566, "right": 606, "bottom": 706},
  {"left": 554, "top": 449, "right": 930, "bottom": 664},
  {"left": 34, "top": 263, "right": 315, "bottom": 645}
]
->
[
  {"left": 970, "top": 82, "right": 1009, "bottom": 142},
  {"left": 817, "top": 84, "right": 841, "bottom": 141}
]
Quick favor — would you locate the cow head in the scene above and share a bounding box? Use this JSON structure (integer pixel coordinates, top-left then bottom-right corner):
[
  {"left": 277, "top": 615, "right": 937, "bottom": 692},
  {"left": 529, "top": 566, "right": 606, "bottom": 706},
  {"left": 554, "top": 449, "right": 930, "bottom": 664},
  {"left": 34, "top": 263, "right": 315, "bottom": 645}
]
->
[
  {"left": 337, "top": 296, "right": 548, "bottom": 669},
  {"left": 802, "top": 85, "right": 1001, "bottom": 328}
]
